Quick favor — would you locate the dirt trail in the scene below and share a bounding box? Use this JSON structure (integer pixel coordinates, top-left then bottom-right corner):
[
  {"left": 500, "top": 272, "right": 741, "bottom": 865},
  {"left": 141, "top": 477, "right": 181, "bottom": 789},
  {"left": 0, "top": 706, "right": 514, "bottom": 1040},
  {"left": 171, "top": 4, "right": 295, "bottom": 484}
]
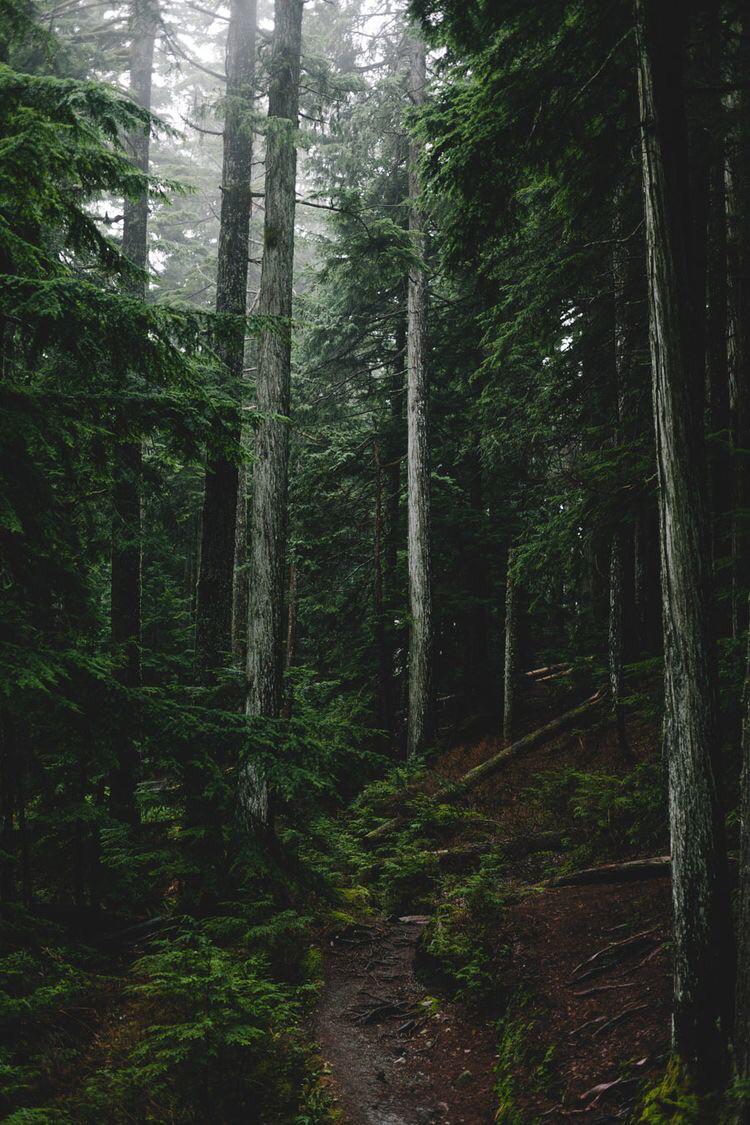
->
[
  {"left": 317, "top": 683, "right": 671, "bottom": 1121},
  {"left": 316, "top": 917, "right": 497, "bottom": 1124}
]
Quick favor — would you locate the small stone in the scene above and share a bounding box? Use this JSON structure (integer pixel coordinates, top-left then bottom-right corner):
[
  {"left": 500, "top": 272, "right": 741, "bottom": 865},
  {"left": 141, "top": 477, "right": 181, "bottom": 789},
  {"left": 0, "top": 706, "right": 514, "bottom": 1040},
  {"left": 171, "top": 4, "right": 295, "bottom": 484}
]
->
[{"left": 454, "top": 1070, "right": 473, "bottom": 1088}]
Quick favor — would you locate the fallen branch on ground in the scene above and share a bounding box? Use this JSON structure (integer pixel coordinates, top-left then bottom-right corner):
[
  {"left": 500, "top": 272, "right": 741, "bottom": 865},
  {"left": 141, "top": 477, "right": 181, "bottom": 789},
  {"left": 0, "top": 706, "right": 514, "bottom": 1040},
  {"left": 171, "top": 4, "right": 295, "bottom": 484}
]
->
[
  {"left": 364, "top": 690, "right": 605, "bottom": 842},
  {"left": 534, "top": 669, "right": 574, "bottom": 683},
  {"left": 549, "top": 855, "right": 671, "bottom": 887},
  {"left": 526, "top": 662, "right": 571, "bottom": 678}
]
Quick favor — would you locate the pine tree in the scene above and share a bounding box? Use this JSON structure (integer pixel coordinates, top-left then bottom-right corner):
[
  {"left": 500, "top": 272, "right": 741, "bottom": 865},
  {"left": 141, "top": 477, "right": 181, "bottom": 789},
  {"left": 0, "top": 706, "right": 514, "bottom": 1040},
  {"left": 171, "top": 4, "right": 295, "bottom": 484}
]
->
[{"left": 240, "top": 0, "right": 304, "bottom": 832}]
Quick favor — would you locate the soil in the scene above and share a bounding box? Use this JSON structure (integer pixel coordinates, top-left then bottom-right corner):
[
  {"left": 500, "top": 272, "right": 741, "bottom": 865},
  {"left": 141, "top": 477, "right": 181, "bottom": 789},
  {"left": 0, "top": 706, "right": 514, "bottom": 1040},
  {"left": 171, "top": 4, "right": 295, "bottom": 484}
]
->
[
  {"left": 316, "top": 917, "right": 498, "bottom": 1124},
  {"left": 317, "top": 680, "right": 672, "bottom": 1123},
  {"left": 504, "top": 879, "right": 671, "bottom": 1120}
]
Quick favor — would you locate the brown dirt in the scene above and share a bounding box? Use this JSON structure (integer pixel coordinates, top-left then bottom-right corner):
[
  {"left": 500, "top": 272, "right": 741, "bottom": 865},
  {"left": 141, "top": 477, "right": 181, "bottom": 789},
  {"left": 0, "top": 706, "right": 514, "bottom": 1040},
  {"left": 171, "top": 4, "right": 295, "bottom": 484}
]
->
[
  {"left": 503, "top": 879, "right": 671, "bottom": 1120},
  {"left": 316, "top": 917, "right": 498, "bottom": 1124},
  {"left": 318, "top": 683, "right": 672, "bottom": 1122}
]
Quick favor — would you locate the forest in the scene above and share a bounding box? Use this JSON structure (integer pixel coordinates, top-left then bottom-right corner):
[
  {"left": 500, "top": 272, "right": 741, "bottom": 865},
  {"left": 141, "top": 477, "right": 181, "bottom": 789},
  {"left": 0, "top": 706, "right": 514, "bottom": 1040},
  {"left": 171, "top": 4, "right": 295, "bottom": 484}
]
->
[{"left": 4, "top": 0, "right": 750, "bottom": 1119}]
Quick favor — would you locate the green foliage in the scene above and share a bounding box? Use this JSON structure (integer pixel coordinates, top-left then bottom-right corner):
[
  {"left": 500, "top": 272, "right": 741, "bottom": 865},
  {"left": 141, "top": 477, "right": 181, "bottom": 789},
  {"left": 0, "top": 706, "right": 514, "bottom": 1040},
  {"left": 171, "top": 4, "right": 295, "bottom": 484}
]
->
[
  {"left": 525, "top": 760, "right": 668, "bottom": 863},
  {"left": 0, "top": 908, "right": 100, "bottom": 1117},
  {"left": 494, "top": 996, "right": 558, "bottom": 1125},
  {"left": 424, "top": 851, "right": 512, "bottom": 999},
  {"left": 3, "top": 903, "right": 329, "bottom": 1124},
  {"left": 80, "top": 929, "right": 307, "bottom": 1122},
  {"left": 638, "top": 1058, "right": 719, "bottom": 1123}
]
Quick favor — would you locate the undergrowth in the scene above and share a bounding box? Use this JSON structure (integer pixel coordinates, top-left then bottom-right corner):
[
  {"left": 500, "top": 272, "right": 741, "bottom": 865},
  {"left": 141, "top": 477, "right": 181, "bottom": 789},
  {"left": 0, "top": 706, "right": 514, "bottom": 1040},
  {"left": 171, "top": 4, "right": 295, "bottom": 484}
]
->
[
  {"left": 2, "top": 900, "right": 333, "bottom": 1124},
  {"left": 494, "top": 995, "right": 558, "bottom": 1124},
  {"left": 422, "top": 850, "right": 513, "bottom": 1000},
  {"left": 525, "top": 759, "right": 667, "bottom": 868}
]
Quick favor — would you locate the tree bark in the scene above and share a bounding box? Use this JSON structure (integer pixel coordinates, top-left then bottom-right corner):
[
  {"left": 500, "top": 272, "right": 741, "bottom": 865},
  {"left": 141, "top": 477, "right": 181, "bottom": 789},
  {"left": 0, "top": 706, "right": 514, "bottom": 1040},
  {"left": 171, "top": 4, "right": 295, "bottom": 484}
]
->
[
  {"left": 110, "top": 0, "right": 157, "bottom": 824},
  {"left": 634, "top": 495, "right": 661, "bottom": 654},
  {"left": 194, "top": 0, "right": 257, "bottom": 678},
  {"left": 707, "top": 152, "right": 731, "bottom": 598},
  {"left": 232, "top": 456, "right": 248, "bottom": 664},
  {"left": 406, "top": 33, "right": 434, "bottom": 758},
  {"left": 635, "top": 0, "right": 733, "bottom": 1086},
  {"left": 239, "top": 0, "right": 303, "bottom": 831},
  {"left": 466, "top": 444, "right": 491, "bottom": 710}
]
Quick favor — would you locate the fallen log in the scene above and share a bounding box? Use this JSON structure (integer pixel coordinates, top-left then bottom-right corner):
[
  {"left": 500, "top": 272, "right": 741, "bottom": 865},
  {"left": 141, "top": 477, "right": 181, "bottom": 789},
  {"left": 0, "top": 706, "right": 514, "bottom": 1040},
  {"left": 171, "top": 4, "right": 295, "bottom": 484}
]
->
[
  {"left": 534, "top": 669, "right": 573, "bottom": 683},
  {"left": 549, "top": 856, "right": 671, "bottom": 888},
  {"left": 364, "top": 690, "right": 605, "bottom": 841},
  {"left": 525, "top": 662, "right": 570, "bottom": 679}
]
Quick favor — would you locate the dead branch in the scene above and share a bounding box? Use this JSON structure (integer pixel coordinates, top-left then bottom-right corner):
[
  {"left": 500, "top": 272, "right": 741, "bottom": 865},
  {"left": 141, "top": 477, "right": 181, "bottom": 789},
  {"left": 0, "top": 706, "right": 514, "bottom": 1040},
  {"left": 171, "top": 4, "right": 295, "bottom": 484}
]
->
[
  {"left": 525, "top": 662, "right": 571, "bottom": 678},
  {"left": 549, "top": 856, "right": 671, "bottom": 887}
]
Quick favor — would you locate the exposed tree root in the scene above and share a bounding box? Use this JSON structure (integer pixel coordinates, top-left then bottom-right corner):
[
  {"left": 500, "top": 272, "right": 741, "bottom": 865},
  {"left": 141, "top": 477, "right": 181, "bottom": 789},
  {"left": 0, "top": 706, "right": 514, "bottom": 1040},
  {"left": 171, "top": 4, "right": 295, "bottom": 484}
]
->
[{"left": 570, "top": 927, "right": 660, "bottom": 984}]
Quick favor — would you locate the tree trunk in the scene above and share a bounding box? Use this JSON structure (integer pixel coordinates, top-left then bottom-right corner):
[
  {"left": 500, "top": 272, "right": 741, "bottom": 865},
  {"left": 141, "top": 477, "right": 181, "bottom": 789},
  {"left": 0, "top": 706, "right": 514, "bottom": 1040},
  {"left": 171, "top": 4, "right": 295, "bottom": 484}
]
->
[
  {"left": 705, "top": 137, "right": 732, "bottom": 629},
  {"left": 194, "top": 0, "right": 257, "bottom": 678},
  {"left": 406, "top": 33, "right": 434, "bottom": 758},
  {"left": 110, "top": 0, "right": 157, "bottom": 824},
  {"left": 232, "top": 457, "right": 248, "bottom": 664},
  {"left": 239, "top": 0, "right": 304, "bottom": 832},
  {"left": 635, "top": 0, "right": 733, "bottom": 1086},
  {"left": 734, "top": 16, "right": 750, "bottom": 1066},
  {"left": 366, "top": 691, "right": 605, "bottom": 842},
  {"left": 608, "top": 528, "right": 625, "bottom": 720},
  {"left": 502, "top": 544, "right": 519, "bottom": 744}
]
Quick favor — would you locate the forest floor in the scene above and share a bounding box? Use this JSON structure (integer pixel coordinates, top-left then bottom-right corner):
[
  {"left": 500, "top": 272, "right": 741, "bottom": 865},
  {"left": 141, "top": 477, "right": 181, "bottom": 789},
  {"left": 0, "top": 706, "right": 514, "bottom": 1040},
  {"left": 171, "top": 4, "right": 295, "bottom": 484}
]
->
[
  {"left": 4, "top": 679, "right": 673, "bottom": 1123},
  {"left": 317, "top": 680, "right": 672, "bottom": 1123},
  {"left": 317, "top": 916, "right": 498, "bottom": 1124}
]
